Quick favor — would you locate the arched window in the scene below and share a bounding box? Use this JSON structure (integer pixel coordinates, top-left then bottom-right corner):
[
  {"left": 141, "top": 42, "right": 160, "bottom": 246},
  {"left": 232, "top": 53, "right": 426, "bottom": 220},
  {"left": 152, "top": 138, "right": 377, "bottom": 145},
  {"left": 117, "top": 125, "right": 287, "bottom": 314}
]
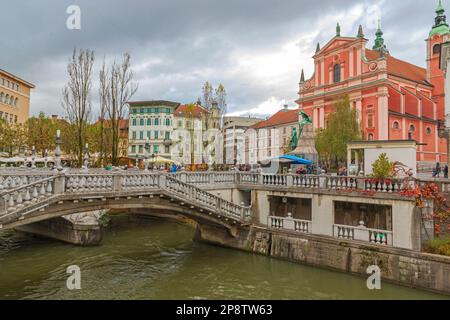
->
[
  {"left": 333, "top": 64, "right": 341, "bottom": 83},
  {"left": 139, "top": 118, "right": 144, "bottom": 126},
  {"left": 368, "top": 133, "right": 374, "bottom": 141},
  {"left": 155, "top": 118, "right": 159, "bottom": 126},
  {"left": 165, "top": 118, "right": 171, "bottom": 126},
  {"left": 426, "top": 127, "right": 432, "bottom": 135},
  {"left": 392, "top": 121, "right": 400, "bottom": 130},
  {"left": 147, "top": 118, "right": 151, "bottom": 126},
  {"left": 409, "top": 124, "right": 416, "bottom": 132},
  {"left": 0, "top": 92, "right": 3, "bottom": 104},
  {"left": 433, "top": 43, "right": 441, "bottom": 55},
  {"left": 14, "top": 98, "right": 18, "bottom": 107}
]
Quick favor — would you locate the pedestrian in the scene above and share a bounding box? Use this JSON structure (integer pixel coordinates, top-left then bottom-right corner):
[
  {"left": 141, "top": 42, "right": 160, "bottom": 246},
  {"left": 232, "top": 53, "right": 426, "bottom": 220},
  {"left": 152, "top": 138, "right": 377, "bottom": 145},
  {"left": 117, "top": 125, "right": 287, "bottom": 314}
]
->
[
  {"left": 444, "top": 165, "right": 449, "bottom": 179},
  {"left": 433, "top": 162, "right": 441, "bottom": 178}
]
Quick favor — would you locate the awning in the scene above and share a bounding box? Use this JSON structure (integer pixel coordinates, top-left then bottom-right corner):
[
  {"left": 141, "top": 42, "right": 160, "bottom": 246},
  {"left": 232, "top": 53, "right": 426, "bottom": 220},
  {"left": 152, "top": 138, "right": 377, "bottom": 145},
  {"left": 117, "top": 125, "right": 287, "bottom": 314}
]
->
[
  {"left": 149, "top": 156, "right": 179, "bottom": 165},
  {"left": 276, "top": 155, "right": 312, "bottom": 165}
]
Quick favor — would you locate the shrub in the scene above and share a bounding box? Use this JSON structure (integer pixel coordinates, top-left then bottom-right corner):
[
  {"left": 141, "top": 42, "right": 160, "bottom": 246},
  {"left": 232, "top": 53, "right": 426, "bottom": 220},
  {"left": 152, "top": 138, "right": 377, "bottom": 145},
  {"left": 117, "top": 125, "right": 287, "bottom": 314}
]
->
[
  {"left": 371, "top": 153, "right": 393, "bottom": 179},
  {"left": 423, "top": 237, "right": 450, "bottom": 256}
]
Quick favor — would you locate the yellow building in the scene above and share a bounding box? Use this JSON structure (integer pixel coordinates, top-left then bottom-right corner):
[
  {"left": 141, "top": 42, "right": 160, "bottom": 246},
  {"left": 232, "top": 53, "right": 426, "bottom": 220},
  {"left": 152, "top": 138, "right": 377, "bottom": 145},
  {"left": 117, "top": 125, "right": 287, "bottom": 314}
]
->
[{"left": 0, "top": 69, "right": 34, "bottom": 124}]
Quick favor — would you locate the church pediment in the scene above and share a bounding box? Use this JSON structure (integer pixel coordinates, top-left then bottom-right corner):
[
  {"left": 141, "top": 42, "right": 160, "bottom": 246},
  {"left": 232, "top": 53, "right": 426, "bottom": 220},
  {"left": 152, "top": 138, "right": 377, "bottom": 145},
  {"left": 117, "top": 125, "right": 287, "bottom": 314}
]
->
[{"left": 315, "top": 37, "right": 360, "bottom": 57}]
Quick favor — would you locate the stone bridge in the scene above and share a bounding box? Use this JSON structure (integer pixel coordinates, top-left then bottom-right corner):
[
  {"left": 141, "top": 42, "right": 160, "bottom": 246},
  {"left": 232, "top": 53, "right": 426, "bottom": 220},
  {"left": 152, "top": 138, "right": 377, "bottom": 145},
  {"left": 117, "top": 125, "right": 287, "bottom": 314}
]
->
[{"left": 0, "top": 171, "right": 252, "bottom": 244}]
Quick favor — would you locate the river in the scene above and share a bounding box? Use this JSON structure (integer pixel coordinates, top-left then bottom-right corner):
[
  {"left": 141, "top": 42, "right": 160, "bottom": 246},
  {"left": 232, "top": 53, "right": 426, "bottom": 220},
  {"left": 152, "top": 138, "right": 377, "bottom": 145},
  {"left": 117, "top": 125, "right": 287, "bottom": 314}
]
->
[{"left": 0, "top": 216, "right": 447, "bottom": 300}]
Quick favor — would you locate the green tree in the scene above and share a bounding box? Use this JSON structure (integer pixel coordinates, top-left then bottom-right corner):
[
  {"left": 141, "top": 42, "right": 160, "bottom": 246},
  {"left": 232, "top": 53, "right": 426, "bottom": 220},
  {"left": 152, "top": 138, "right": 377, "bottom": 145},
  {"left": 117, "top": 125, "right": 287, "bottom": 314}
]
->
[
  {"left": 315, "top": 95, "right": 361, "bottom": 169},
  {"left": 26, "top": 112, "right": 57, "bottom": 156},
  {"left": 371, "top": 153, "right": 394, "bottom": 179}
]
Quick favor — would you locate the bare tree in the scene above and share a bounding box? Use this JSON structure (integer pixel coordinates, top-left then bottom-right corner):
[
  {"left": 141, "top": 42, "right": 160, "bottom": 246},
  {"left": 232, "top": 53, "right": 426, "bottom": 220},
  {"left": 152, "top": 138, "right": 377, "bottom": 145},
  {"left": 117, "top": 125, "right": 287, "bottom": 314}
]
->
[
  {"left": 62, "top": 48, "right": 95, "bottom": 166},
  {"left": 107, "top": 53, "right": 138, "bottom": 165},
  {"left": 215, "top": 83, "right": 227, "bottom": 117},
  {"left": 202, "top": 81, "right": 213, "bottom": 110},
  {"left": 98, "top": 59, "right": 110, "bottom": 167}
]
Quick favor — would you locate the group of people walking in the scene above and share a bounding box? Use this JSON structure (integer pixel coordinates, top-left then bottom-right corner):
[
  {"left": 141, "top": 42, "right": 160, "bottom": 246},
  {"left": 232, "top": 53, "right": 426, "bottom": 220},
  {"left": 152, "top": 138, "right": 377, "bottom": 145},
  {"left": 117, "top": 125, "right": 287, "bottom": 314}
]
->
[{"left": 433, "top": 162, "right": 449, "bottom": 179}]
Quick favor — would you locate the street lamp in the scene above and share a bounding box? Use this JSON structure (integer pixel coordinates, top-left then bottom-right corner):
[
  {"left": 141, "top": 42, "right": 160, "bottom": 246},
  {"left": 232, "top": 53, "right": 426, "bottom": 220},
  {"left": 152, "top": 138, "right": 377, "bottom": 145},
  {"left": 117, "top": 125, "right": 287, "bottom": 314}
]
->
[
  {"left": 144, "top": 141, "right": 150, "bottom": 171},
  {"left": 55, "top": 130, "right": 63, "bottom": 171},
  {"left": 44, "top": 149, "right": 48, "bottom": 168},
  {"left": 83, "top": 143, "right": 90, "bottom": 171},
  {"left": 31, "top": 145, "right": 36, "bottom": 169}
]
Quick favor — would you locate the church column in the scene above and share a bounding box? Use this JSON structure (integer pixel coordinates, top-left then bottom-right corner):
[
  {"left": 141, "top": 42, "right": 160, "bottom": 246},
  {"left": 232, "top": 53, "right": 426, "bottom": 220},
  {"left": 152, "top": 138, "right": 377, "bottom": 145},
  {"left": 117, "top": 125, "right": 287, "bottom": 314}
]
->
[
  {"left": 315, "top": 62, "right": 319, "bottom": 87},
  {"left": 356, "top": 48, "right": 362, "bottom": 76},
  {"left": 355, "top": 99, "right": 362, "bottom": 125},
  {"left": 378, "top": 89, "right": 389, "bottom": 140},
  {"left": 321, "top": 59, "right": 325, "bottom": 86},
  {"left": 318, "top": 105, "right": 325, "bottom": 129},
  {"left": 313, "top": 107, "right": 319, "bottom": 130},
  {"left": 349, "top": 48, "right": 354, "bottom": 78}
]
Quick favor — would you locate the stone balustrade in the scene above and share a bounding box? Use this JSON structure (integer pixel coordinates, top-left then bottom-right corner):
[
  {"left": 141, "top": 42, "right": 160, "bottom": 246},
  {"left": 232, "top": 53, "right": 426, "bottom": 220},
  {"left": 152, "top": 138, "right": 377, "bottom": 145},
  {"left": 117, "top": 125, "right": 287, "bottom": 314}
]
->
[
  {"left": 0, "top": 170, "right": 432, "bottom": 197},
  {"left": 0, "top": 176, "right": 57, "bottom": 215},
  {"left": 269, "top": 216, "right": 312, "bottom": 234},
  {"left": 333, "top": 224, "right": 393, "bottom": 246},
  {"left": 165, "top": 175, "right": 250, "bottom": 221}
]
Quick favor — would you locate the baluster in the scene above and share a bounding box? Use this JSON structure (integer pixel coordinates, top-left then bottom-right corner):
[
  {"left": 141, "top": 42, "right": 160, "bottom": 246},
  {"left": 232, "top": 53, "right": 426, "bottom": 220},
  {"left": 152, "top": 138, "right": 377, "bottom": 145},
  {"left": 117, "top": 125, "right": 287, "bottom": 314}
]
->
[
  {"left": 16, "top": 191, "right": 24, "bottom": 207},
  {"left": 32, "top": 185, "right": 39, "bottom": 200},
  {"left": 24, "top": 187, "right": 31, "bottom": 204},
  {"left": 8, "top": 194, "right": 15, "bottom": 211},
  {"left": 46, "top": 180, "right": 53, "bottom": 194},
  {"left": 40, "top": 183, "right": 46, "bottom": 197}
]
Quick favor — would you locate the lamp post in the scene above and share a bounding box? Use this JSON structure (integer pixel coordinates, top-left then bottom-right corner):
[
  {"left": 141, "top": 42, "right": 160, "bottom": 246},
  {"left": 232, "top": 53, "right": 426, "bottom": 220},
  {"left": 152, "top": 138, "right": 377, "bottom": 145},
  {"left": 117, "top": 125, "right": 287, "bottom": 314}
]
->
[
  {"left": 31, "top": 146, "right": 36, "bottom": 169},
  {"left": 83, "top": 143, "right": 90, "bottom": 171},
  {"left": 144, "top": 141, "right": 150, "bottom": 171},
  {"left": 44, "top": 149, "right": 48, "bottom": 168},
  {"left": 55, "top": 130, "right": 63, "bottom": 171}
]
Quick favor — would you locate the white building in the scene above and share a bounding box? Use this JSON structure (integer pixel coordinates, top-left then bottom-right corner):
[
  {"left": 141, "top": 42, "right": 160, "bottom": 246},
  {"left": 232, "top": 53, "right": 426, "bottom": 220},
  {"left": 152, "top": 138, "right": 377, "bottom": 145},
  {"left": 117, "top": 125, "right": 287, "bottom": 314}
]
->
[
  {"left": 222, "top": 116, "right": 262, "bottom": 165},
  {"left": 128, "top": 100, "right": 221, "bottom": 166},
  {"left": 128, "top": 100, "right": 180, "bottom": 162},
  {"left": 245, "top": 106, "right": 299, "bottom": 164}
]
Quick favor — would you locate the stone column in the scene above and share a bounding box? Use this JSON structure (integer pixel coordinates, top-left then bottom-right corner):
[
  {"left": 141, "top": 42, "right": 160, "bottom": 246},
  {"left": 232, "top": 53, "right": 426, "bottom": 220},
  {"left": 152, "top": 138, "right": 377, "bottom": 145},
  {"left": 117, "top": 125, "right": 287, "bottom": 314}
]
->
[
  {"left": 378, "top": 89, "right": 389, "bottom": 140},
  {"left": 355, "top": 99, "right": 362, "bottom": 125}
]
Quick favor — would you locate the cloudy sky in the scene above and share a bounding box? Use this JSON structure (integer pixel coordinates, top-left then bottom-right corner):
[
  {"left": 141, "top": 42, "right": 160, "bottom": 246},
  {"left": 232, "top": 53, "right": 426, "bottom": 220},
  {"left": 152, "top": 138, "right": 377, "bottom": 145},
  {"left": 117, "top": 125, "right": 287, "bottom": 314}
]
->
[{"left": 0, "top": 0, "right": 443, "bottom": 118}]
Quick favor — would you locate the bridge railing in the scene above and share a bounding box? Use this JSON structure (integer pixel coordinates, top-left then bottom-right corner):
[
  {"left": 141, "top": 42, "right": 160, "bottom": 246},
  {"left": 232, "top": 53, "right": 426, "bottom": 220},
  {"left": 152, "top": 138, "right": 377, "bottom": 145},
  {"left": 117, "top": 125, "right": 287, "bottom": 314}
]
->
[
  {"left": 164, "top": 175, "right": 250, "bottom": 221},
  {"left": 0, "top": 176, "right": 58, "bottom": 216}
]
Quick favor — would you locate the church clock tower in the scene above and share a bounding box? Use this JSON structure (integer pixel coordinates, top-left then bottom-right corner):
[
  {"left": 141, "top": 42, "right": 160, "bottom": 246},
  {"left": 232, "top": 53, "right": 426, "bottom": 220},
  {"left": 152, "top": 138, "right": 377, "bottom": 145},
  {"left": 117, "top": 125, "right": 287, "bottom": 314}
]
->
[{"left": 427, "top": 0, "right": 450, "bottom": 120}]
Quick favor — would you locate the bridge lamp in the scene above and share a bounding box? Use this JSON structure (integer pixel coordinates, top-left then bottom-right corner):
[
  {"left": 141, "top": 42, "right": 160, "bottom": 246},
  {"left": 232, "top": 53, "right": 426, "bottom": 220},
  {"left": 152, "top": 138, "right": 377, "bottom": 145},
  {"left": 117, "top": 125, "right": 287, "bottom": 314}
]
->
[
  {"left": 83, "top": 143, "right": 90, "bottom": 171},
  {"left": 55, "top": 130, "right": 63, "bottom": 171},
  {"left": 31, "top": 146, "right": 36, "bottom": 169},
  {"left": 44, "top": 149, "right": 48, "bottom": 168},
  {"left": 144, "top": 141, "right": 150, "bottom": 171}
]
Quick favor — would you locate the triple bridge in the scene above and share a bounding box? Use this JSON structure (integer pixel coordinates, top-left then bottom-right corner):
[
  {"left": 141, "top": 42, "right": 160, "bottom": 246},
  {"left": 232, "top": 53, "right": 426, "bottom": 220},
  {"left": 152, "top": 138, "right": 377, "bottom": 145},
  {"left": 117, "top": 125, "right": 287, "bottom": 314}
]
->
[{"left": 0, "top": 171, "right": 252, "bottom": 235}]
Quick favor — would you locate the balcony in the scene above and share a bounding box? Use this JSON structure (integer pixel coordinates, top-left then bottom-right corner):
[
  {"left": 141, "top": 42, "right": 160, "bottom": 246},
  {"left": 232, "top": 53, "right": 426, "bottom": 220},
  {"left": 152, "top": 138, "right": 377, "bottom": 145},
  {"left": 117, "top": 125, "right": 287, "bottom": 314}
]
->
[
  {"left": 268, "top": 216, "right": 311, "bottom": 234},
  {"left": 333, "top": 224, "right": 393, "bottom": 246}
]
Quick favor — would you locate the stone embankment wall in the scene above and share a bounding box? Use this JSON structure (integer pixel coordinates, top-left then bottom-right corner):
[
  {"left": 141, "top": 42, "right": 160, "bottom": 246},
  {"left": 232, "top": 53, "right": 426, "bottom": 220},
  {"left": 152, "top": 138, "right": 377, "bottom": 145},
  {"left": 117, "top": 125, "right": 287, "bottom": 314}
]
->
[{"left": 195, "top": 224, "right": 450, "bottom": 295}]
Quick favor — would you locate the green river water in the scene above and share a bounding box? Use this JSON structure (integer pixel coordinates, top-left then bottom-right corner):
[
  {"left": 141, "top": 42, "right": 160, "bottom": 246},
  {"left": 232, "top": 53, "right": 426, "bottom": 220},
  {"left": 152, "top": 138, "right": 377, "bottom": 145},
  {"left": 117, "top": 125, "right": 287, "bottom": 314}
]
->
[{"left": 0, "top": 216, "right": 448, "bottom": 300}]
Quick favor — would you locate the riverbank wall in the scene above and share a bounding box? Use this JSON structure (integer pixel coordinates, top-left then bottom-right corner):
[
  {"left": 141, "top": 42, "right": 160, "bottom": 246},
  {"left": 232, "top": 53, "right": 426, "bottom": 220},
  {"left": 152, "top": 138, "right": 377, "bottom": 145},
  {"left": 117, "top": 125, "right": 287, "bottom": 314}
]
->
[{"left": 195, "top": 223, "right": 450, "bottom": 295}]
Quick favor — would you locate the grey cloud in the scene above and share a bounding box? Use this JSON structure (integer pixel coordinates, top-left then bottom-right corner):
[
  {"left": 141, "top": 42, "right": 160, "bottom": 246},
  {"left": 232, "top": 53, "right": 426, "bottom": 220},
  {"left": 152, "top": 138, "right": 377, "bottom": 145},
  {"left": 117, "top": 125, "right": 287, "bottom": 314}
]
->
[{"left": 0, "top": 0, "right": 443, "bottom": 117}]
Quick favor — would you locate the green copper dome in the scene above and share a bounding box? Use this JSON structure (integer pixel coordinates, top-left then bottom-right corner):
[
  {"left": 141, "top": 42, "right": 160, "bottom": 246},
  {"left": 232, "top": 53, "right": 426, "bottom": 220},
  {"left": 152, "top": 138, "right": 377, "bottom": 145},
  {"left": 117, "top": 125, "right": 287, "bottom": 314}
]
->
[{"left": 430, "top": 0, "right": 450, "bottom": 37}]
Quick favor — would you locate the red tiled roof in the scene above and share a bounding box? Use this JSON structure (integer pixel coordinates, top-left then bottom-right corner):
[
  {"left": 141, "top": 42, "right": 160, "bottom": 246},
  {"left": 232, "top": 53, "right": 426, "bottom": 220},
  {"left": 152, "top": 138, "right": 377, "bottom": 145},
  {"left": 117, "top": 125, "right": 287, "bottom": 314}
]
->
[
  {"left": 366, "top": 49, "right": 429, "bottom": 86},
  {"left": 250, "top": 109, "right": 298, "bottom": 129},
  {"left": 174, "top": 104, "right": 209, "bottom": 117}
]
